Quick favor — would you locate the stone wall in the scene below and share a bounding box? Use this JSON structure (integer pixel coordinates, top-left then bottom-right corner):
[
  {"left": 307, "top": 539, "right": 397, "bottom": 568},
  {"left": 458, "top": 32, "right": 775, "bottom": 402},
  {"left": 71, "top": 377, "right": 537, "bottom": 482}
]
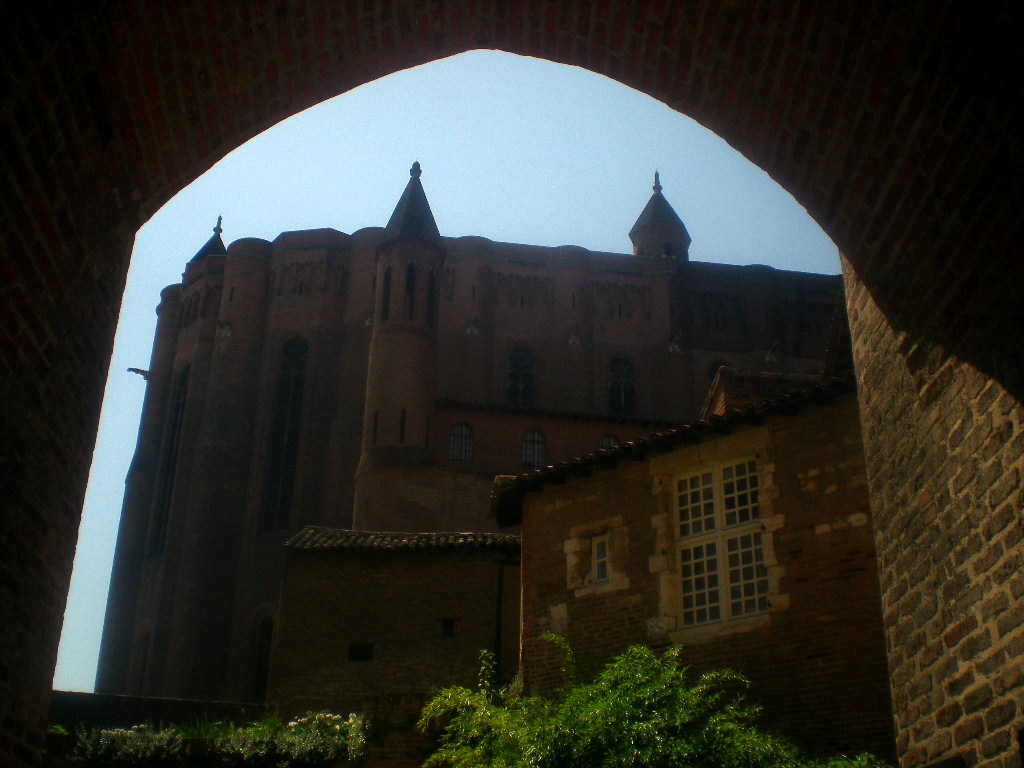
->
[{"left": 844, "top": 260, "right": 1023, "bottom": 768}]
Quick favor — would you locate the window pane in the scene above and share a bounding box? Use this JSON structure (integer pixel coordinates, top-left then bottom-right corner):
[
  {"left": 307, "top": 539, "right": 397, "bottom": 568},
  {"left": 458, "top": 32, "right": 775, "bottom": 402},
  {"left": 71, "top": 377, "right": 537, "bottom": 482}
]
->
[
  {"left": 727, "top": 532, "right": 768, "bottom": 616},
  {"left": 680, "top": 543, "right": 720, "bottom": 625},
  {"left": 677, "top": 472, "right": 715, "bottom": 536},
  {"left": 723, "top": 460, "right": 759, "bottom": 526}
]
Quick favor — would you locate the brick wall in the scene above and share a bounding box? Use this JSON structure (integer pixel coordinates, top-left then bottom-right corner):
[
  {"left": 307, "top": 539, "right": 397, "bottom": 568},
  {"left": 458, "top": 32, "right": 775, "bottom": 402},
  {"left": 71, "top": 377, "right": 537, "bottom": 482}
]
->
[
  {"left": 519, "top": 394, "right": 895, "bottom": 759},
  {"left": 270, "top": 548, "right": 520, "bottom": 720},
  {"left": 845, "top": 260, "right": 1023, "bottom": 768}
]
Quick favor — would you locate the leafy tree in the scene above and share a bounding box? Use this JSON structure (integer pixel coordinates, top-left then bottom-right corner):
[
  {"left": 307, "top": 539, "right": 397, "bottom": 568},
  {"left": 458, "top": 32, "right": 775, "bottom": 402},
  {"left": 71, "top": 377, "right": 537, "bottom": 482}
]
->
[{"left": 418, "top": 640, "right": 889, "bottom": 768}]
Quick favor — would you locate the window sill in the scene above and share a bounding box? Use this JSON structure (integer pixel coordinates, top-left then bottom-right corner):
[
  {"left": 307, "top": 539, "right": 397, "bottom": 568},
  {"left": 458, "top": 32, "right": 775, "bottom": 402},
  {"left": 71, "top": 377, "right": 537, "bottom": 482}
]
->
[
  {"left": 573, "top": 575, "right": 630, "bottom": 598},
  {"left": 667, "top": 611, "right": 771, "bottom": 645}
]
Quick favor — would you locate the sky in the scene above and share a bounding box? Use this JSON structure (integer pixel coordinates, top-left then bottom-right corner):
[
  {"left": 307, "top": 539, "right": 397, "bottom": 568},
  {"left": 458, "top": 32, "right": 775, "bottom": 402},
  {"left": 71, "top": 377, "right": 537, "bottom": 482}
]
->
[{"left": 53, "top": 50, "right": 839, "bottom": 692}]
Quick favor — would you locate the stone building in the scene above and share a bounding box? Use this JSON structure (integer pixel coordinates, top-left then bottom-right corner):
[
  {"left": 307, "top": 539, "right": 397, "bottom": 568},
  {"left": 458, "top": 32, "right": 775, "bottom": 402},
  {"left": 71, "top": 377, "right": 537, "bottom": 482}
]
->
[
  {"left": 95, "top": 164, "right": 839, "bottom": 704},
  {"left": 492, "top": 376, "right": 895, "bottom": 760}
]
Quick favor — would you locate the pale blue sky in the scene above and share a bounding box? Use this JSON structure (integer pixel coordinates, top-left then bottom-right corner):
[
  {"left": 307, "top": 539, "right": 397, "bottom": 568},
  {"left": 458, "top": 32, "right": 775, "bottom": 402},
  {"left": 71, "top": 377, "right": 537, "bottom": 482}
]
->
[{"left": 54, "top": 50, "right": 838, "bottom": 692}]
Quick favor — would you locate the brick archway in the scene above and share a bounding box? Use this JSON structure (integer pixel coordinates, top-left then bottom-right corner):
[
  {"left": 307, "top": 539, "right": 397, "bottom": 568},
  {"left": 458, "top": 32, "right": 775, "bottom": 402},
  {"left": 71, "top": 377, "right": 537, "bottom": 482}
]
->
[{"left": 3, "top": 4, "right": 1020, "bottom": 767}]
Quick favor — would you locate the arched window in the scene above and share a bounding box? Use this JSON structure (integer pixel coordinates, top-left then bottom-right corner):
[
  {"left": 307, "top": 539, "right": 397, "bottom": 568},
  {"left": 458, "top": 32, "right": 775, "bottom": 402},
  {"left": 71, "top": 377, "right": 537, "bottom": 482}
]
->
[
  {"left": 522, "top": 429, "right": 546, "bottom": 469},
  {"left": 250, "top": 616, "right": 274, "bottom": 703},
  {"left": 608, "top": 357, "right": 636, "bottom": 416},
  {"left": 150, "top": 364, "right": 190, "bottom": 554},
  {"left": 405, "top": 262, "right": 416, "bottom": 319},
  {"left": 599, "top": 435, "right": 620, "bottom": 449},
  {"left": 507, "top": 346, "right": 535, "bottom": 406},
  {"left": 450, "top": 424, "right": 474, "bottom": 463},
  {"left": 380, "top": 265, "right": 391, "bottom": 321},
  {"left": 261, "top": 338, "right": 307, "bottom": 532}
]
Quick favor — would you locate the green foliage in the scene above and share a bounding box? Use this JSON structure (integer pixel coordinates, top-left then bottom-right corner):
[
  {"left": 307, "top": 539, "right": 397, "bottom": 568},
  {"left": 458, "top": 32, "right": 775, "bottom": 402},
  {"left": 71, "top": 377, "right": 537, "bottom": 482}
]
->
[
  {"left": 419, "top": 641, "right": 891, "bottom": 768},
  {"left": 69, "top": 711, "right": 365, "bottom": 767}
]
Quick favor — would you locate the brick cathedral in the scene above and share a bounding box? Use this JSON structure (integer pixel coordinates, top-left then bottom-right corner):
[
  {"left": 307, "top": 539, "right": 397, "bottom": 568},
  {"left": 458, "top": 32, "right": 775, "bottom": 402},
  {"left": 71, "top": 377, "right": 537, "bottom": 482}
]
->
[{"left": 96, "top": 164, "right": 839, "bottom": 705}]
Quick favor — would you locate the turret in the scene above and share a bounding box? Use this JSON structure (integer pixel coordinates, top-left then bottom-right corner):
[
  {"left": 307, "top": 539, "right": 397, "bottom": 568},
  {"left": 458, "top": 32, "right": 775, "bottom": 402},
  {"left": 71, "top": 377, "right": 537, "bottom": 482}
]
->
[
  {"left": 628, "top": 172, "right": 691, "bottom": 264},
  {"left": 353, "top": 162, "right": 446, "bottom": 530}
]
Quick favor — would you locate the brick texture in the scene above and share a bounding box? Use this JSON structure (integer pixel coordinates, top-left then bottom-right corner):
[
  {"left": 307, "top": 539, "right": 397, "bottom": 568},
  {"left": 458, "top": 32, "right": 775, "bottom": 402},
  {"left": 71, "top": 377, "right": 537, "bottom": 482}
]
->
[
  {"left": 518, "top": 393, "right": 896, "bottom": 760},
  {"left": 1, "top": 3, "right": 1020, "bottom": 767}
]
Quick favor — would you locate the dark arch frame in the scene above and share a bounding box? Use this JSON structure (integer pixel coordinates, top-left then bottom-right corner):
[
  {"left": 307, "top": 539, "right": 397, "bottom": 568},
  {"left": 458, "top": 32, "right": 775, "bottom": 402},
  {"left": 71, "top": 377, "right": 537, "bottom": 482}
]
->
[{"left": 3, "top": 6, "right": 1020, "bottom": 768}]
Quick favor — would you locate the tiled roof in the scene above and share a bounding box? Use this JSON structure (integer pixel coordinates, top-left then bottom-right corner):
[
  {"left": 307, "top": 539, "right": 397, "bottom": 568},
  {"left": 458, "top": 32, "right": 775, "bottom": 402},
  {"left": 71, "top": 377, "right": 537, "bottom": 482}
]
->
[
  {"left": 285, "top": 526, "right": 520, "bottom": 553},
  {"left": 700, "top": 368, "right": 822, "bottom": 419},
  {"left": 492, "top": 374, "right": 855, "bottom": 527}
]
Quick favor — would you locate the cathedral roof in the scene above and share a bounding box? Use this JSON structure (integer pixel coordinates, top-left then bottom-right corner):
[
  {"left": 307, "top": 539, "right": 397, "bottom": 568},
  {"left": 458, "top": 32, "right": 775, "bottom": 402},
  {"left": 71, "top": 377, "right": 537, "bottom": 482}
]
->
[
  {"left": 189, "top": 216, "right": 227, "bottom": 263},
  {"left": 628, "top": 172, "right": 691, "bottom": 248},
  {"left": 284, "top": 526, "right": 520, "bottom": 553},
  {"left": 380, "top": 161, "right": 442, "bottom": 248}
]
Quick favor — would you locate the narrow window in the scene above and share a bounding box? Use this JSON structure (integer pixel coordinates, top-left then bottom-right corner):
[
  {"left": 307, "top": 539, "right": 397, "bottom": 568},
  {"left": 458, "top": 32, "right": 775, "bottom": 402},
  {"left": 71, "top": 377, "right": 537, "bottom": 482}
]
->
[
  {"left": 522, "top": 429, "right": 546, "bottom": 470},
  {"left": 251, "top": 617, "right": 273, "bottom": 703},
  {"left": 348, "top": 642, "right": 374, "bottom": 662},
  {"left": 405, "top": 262, "right": 416, "bottom": 319},
  {"left": 440, "top": 618, "right": 457, "bottom": 637},
  {"left": 608, "top": 357, "right": 636, "bottom": 416},
  {"left": 507, "top": 346, "right": 535, "bottom": 406},
  {"left": 399, "top": 408, "right": 406, "bottom": 443},
  {"left": 228, "top": 286, "right": 235, "bottom": 302},
  {"left": 449, "top": 424, "right": 474, "bottom": 463},
  {"left": 380, "top": 265, "right": 391, "bottom": 321},
  {"left": 593, "top": 535, "right": 609, "bottom": 582},
  {"left": 261, "top": 338, "right": 307, "bottom": 532},
  {"left": 150, "top": 364, "right": 190, "bottom": 554},
  {"left": 372, "top": 411, "right": 378, "bottom": 445},
  {"left": 427, "top": 269, "right": 438, "bottom": 327}
]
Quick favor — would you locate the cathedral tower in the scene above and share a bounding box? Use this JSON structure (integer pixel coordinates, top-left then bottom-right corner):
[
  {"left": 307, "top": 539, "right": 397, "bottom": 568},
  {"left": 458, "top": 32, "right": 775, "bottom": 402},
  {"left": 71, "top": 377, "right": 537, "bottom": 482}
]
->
[
  {"left": 628, "top": 172, "right": 691, "bottom": 264},
  {"left": 353, "top": 163, "right": 446, "bottom": 531}
]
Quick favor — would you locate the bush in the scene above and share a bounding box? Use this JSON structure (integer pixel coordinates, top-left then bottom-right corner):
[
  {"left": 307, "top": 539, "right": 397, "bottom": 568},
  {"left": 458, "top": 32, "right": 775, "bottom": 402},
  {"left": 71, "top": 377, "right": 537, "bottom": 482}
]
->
[
  {"left": 418, "top": 641, "right": 890, "bottom": 768},
  {"left": 70, "top": 711, "right": 365, "bottom": 767}
]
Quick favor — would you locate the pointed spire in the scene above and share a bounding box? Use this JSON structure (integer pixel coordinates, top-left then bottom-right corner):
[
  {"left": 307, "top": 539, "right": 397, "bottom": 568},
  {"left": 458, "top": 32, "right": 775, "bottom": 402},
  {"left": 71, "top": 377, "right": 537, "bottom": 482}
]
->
[
  {"left": 628, "top": 173, "right": 691, "bottom": 262},
  {"left": 380, "top": 161, "right": 442, "bottom": 248},
  {"left": 190, "top": 216, "right": 228, "bottom": 263}
]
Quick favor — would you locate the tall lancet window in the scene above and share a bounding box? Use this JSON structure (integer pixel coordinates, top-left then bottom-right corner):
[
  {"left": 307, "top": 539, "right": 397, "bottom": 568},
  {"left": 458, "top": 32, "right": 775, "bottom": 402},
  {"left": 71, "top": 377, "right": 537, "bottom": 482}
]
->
[
  {"left": 507, "top": 345, "right": 535, "bottom": 406},
  {"left": 261, "top": 338, "right": 307, "bottom": 532},
  {"left": 427, "top": 269, "right": 438, "bottom": 327},
  {"left": 380, "top": 265, "right": 392, "bottom": 321},
  {"left": 405, "top": 262, "right": 417, "bottom": 319},
  {"left": 608, "top": 356, "right": 637, "bottom": 416},
  {"left": 150, "top": 364, "right": 190, "bottom": 554}
]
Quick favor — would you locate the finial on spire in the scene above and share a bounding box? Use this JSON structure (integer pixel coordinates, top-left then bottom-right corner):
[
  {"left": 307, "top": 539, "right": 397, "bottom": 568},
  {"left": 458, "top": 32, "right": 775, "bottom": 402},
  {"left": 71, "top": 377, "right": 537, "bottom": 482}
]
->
[
  {"left": 653, "top": 171, "right": 662, "bottom": 193},
  {"left": 410, "top": 161, "right": 422, "bottom": 178},
  {"left": 214, "top": 215, "right": 223, "bottom": 235}
]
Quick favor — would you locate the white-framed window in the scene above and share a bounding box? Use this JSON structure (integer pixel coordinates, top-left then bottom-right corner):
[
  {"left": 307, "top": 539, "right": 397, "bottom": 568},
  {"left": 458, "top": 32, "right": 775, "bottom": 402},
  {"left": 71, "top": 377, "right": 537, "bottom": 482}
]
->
[
  {"left": 676, "top": 459, "right": 767, "bottom": 626},
  {"left": 592, "top": 534, "right": 609, "bottom": 582}
]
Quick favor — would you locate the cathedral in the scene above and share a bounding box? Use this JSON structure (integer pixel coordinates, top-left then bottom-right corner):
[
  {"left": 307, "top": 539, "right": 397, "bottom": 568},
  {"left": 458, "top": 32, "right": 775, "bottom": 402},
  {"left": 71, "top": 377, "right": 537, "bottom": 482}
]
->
[{"left": 96, "top": 163, "right": 840, "bottom": 705}]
